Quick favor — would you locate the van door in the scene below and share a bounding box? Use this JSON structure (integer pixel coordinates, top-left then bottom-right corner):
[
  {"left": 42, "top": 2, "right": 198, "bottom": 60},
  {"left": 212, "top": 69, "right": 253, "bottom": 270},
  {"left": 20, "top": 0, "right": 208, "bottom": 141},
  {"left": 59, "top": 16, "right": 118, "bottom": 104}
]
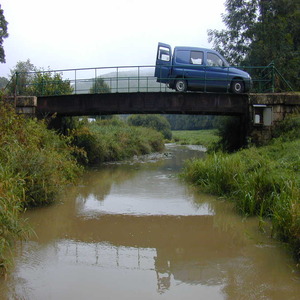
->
[
  {"left": 185, "top": 50, "right": 205, "bottom": 89},
  {"left": 154, "top": 43, "right": 172, "bottom": 84},
  {"left": 205, "top": 52, "right": 229, "bottom": 91}
]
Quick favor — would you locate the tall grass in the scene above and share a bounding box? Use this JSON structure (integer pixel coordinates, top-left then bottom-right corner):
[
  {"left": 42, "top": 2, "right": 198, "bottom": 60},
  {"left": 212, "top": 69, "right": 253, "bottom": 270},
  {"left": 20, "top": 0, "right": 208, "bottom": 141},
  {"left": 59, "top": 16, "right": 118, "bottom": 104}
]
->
[
  {"left": 0, "top": 103, "right": 82, "bottom": 273},
  {"left": 181, "top": 119, "right": 300, "bottom": 259}
]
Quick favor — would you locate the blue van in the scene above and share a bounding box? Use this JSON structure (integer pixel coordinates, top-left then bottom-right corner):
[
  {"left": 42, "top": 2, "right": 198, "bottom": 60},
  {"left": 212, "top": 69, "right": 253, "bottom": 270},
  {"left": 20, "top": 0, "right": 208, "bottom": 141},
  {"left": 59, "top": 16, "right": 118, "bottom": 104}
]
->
[{"left": 154, "top": 42, "right": 251, "bottom": 93}]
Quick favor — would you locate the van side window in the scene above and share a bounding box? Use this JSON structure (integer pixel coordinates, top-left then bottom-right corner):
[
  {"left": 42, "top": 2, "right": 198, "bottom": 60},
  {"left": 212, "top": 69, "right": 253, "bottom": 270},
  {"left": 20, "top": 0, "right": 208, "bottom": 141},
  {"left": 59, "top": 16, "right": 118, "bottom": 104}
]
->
[
  {"left": 175, "top": 50, "right": 190, "bottom": 64},
  {"left": 190, "top": 51, "right": 203, "bottom": 65},
  {"left": 158, "top": 46, "right": 170, "bottom": 62},
  {"left": 207, "top": 53, "right": 224, "bottom": 67}
]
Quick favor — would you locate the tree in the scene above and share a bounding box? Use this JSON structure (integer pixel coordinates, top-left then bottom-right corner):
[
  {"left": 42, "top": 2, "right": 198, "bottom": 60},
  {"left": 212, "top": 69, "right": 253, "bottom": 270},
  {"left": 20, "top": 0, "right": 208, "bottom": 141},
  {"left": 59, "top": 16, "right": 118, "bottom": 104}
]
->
[
  {"left": 7, "top": 59, "right": 36, "bottom": 95},
  {"left": 0, "top": 4, "right": 8, "bottom": 63},
  {"left": 208, "top": 0, "right": 259, "bottom": 65},
  {"left": 27, "top": 71, "right": 73, "bottom": 96},
  {"left": 208, "top": 0, "right": 300, "bottom": 90},
  {"left": 90, "top": 77, "right": 111, "bottom": 93},
  {"left": 0, "top": 76, "right": 8, "bottom": 88},
  {"left": 6, "top": 60, "right": 73, "bottom": 96},
  {"left": 248, "top": 0, "right": 300, "bottom": 90},
  {"left": 165, "top": 115, "right": 218, "bottom": 130}
]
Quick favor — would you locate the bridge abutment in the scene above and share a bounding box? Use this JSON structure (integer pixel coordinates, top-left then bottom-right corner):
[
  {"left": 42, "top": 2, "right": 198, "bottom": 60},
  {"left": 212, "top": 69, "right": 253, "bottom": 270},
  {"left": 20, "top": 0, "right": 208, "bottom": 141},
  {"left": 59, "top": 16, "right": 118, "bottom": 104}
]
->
[
  {"left": 248, "top": 93, "right": 300, "bottom": 145},
  {"left": 3, "top": 96, "right": 37, "bottom": 116}
]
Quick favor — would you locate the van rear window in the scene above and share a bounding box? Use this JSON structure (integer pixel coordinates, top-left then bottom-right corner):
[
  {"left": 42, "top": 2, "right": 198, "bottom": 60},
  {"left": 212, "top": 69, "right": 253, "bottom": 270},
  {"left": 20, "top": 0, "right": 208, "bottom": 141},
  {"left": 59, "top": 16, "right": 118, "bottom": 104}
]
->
[{"left": 158, "top": 46, "right": 170, "bottom": 62}]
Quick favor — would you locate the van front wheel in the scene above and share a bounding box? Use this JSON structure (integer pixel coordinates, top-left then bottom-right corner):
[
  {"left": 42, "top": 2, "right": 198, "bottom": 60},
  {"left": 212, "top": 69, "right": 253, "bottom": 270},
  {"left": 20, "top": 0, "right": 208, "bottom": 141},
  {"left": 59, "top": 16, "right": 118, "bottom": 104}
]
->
[
  {"left": 231, "top": 80, "right": 244, "bottom": 94},
  {"left": 175, "top": 79, "right": 187, "bottom": 92}
]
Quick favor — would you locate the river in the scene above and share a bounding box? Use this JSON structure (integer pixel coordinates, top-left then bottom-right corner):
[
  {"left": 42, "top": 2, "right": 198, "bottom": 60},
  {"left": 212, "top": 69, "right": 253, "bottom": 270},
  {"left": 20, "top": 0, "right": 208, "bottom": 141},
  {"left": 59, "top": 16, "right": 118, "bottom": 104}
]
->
[{"left": 1, "top": 144, "right": 300, "bottom": 299}]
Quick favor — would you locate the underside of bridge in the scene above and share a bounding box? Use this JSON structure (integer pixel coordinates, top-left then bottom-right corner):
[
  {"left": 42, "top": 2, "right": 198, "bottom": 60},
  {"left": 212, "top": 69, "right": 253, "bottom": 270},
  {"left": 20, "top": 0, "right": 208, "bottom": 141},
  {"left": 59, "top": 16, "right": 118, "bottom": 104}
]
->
[{"left": 36, "top": 92, "right": 249, "bottom": 117}]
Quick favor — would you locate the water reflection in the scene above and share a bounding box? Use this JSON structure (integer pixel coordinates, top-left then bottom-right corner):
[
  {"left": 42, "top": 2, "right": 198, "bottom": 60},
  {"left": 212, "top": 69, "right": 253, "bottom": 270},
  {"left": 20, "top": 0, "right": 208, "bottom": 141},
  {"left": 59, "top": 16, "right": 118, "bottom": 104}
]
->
[{"left": 1, "top": 145, "right": 300, "bottom": 299}]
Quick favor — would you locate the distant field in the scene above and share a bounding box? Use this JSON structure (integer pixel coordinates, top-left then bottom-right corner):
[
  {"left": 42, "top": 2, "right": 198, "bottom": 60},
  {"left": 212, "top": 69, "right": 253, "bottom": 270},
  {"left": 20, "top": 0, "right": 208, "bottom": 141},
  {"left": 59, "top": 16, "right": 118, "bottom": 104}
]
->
[{"left": 172, "top": 129, "right": 219, "bottom": 149}]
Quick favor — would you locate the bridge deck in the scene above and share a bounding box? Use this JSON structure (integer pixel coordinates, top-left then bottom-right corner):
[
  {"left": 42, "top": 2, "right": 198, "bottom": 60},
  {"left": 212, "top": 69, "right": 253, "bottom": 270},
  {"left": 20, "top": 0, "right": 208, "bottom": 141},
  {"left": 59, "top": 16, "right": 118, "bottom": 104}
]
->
[{"left": 37, "top": 92, "right": 249, "bottom": 116}]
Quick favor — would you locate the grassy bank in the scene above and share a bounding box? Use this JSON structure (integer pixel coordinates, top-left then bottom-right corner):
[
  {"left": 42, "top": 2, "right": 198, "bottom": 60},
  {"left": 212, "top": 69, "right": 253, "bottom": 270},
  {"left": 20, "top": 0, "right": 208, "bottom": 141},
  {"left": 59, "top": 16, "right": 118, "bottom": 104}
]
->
[
  {"left": 72, "top": 118, "right": 165, "bottom": 165},
  {"left": 181, "top": 117, "right": 300, "bottom": 259},
  {"left": 0, "top": 104, "right": 82, "bottom": 273},
  {"left": 172, "top": 129, "right": 219, "bottom": 149}
]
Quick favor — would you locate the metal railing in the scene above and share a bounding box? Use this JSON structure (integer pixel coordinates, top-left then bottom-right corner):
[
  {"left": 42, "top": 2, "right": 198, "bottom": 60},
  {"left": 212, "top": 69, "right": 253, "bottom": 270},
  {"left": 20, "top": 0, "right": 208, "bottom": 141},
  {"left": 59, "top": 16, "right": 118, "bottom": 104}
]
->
[{"left": 3, "top": 63, "right": 294, "bottom": 97}]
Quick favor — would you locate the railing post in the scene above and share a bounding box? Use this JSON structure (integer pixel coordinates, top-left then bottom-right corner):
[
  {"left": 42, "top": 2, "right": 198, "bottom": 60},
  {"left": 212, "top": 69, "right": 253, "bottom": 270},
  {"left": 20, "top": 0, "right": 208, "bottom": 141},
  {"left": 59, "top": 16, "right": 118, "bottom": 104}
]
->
[
  {"left": 75, "top": 69, "right": 77, "bottom": 94},
  {"left": 138, "top": 66, "right": 140, "bottom": 92},
  {"left": 14, "top": 72, "right": 18, "bottom": 107},
  {"left": 270, "top": 62, "right": 275, "bottom": 93},
  {"left": 94, "top": 68, "right": 97, "bottom": 93},
  {"left": 116, "top": 67, "right": 119, "bottom": 92}
]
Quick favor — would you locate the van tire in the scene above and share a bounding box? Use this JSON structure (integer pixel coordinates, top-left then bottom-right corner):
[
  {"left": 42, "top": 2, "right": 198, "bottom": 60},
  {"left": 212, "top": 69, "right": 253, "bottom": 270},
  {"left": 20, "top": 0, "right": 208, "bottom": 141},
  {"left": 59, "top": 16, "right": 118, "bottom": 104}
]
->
[
  {"left": 231, "top": 80, "right": 244, "bottom": 94},
  {"left": 175, "top": 79, "right": 187, "bottom": 92}
]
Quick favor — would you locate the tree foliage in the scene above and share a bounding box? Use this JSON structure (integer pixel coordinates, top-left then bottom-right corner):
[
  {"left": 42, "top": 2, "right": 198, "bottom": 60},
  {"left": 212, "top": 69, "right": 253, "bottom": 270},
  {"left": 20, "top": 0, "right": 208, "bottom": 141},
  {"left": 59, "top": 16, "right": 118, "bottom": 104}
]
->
[
  {"left": 0, "top": 76, "right": 8, "bottom": 88},
  {"left": 208, "top": 0, "right": 300, "bottom": 90},
  {"left": 6, "top": 59, "right": 36, "bottom": 95},
  {"left": 127, "top": 114, "right": 172, "bottom": 140},
  {"left": 27, "top": 72, "right": 73, "bottom": 96},
  {"left": 0, "top": 5, "right": 8, "bottom": 63},
  {"left": 90, "top": 77, "right": 111, "bottom": 93},
  {"left": 166, "top": 115, "right": 218, "bottom": 130},
  {"left": 208, "top": 0, "right": 259, "bottom": 64},
  {"left": 6, "top": 60, "right": 73, "bottom": 96}
]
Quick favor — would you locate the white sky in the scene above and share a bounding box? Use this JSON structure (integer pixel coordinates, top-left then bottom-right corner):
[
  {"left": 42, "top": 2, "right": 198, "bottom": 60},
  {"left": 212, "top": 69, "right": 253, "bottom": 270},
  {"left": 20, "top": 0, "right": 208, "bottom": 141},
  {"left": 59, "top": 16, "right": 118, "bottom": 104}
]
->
[{"left": 0, "top": 0, "right": 226, "bottom": 77}]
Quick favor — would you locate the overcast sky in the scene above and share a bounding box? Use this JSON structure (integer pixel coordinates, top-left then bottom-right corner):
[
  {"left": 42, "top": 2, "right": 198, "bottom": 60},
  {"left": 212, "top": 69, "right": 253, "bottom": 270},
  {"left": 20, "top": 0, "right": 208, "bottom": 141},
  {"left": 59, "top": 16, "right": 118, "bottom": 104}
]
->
[{"left": 0, "top": 0, "right": 226, "bottom": 77}]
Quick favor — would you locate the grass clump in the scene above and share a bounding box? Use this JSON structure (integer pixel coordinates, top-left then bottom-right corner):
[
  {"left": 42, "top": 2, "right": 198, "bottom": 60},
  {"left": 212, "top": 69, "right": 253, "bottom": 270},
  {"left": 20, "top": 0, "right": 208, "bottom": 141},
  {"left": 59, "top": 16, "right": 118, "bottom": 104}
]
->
[
  {"left": 181, "top": 115, "right": 300, "bottom": 260},
  {"left": 0, "top": 103, "right": 82, "bottom": 273}
]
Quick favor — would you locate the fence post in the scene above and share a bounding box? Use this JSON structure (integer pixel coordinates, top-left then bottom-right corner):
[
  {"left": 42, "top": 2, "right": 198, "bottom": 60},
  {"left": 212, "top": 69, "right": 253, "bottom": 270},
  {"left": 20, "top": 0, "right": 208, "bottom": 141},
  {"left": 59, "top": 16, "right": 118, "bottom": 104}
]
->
[
  {"left": 75, "top": 69, "right": 77, "bottom": 94},
  {"left": 270, "top": 62, "right": 275, "bottom": 93},
  {"left": 138, "top": 66, "right": 140, "bottom": 92},
  {"left": 14, "top": 72, "right": 19, "bottom": 107}
]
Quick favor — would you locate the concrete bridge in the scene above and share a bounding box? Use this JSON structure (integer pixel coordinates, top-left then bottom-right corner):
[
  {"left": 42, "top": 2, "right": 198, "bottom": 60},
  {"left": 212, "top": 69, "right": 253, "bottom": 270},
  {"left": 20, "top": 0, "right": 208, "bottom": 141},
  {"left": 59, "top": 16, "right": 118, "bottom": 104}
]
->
[{"left": 5, "top": 91, "right": 300, "bottom": 145}]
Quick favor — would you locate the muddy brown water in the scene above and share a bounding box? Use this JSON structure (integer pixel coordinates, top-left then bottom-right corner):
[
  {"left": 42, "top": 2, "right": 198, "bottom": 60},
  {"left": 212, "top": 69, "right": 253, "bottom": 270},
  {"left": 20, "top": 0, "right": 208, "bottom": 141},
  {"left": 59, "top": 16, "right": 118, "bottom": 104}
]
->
[{"left": 1, "top": 144, "right": 300, "bottom": 299}]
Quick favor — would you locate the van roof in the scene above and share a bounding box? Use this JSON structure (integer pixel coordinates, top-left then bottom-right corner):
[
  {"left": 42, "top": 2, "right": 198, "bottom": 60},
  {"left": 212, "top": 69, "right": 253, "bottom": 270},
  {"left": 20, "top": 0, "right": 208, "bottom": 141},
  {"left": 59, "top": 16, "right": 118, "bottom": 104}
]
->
[{"left": 174, "top": 46, "right": 219, "bottom": 53}]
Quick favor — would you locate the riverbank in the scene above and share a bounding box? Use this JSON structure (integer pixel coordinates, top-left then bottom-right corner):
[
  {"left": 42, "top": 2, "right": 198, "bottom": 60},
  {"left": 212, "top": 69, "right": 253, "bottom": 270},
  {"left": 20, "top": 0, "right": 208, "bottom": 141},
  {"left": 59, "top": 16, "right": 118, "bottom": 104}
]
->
[
  {"left": 0, "top": 106, "right": 165, "bottom": 275},
  {"left": 181, "top": 116, "right": 300, "bottom": 260},
  {"left": 172, "top": 129, "right": 219, "bottom": 150},
  {"left": 72, "top": 118, "right": 164, "bottom": 165}
]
